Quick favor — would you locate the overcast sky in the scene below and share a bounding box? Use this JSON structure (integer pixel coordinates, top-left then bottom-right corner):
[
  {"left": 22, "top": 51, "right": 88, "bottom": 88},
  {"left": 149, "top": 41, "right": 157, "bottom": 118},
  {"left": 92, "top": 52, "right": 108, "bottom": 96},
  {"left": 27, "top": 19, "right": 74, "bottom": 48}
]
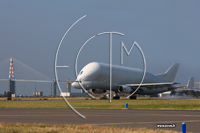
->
[{"left": 1, "top": 0, "right": 200, "bottom": 96}]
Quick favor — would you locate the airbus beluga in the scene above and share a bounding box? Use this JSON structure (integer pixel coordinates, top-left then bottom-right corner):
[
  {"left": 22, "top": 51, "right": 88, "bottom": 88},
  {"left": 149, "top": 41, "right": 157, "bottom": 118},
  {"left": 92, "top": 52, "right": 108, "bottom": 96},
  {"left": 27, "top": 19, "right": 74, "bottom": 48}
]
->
[{"left": 72, "top": 62, "right": 180, "bottom": 99}]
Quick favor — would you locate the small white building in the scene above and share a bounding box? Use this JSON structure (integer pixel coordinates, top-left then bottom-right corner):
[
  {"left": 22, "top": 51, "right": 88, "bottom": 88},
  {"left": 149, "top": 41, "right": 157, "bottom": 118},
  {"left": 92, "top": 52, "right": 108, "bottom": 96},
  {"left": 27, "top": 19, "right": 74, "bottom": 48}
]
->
[
  {"left": 60, "top": 92, "right": 70, "bottom": 97},
  {"left": 33, "top": 91, "right": 43, "bottom": 96},
  {"left": 60, "top": 92, "right": 87, "bottom": 97}
]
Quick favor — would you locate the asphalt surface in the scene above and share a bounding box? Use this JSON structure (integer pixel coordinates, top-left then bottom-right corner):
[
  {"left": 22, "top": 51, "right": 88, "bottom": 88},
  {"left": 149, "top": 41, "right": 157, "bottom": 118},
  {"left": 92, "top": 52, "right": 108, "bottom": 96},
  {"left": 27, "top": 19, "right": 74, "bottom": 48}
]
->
[{"left": 0, "top": 108, "right": 200, "bottom": 133}]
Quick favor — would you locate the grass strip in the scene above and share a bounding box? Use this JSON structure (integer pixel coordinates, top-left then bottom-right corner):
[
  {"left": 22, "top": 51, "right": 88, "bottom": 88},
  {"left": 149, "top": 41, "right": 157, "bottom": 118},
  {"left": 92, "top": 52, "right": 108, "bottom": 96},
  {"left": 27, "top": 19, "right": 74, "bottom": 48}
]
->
[
  {"left": 0, "top": 122, "right": 183, "bottom": 133},
  {"left": 0, "top": 100, "right": 200, "bottom": 110}
]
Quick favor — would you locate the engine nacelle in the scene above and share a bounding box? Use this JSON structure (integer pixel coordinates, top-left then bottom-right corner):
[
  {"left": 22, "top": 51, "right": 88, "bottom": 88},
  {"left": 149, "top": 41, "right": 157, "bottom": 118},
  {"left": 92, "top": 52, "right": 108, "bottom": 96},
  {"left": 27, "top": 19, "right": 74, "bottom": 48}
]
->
[
  {"left": 92, "top": 89, "right": 106, "bottom": 94},
  {"left": 118, "top": 85, "right": 132, "bottom": 93}
]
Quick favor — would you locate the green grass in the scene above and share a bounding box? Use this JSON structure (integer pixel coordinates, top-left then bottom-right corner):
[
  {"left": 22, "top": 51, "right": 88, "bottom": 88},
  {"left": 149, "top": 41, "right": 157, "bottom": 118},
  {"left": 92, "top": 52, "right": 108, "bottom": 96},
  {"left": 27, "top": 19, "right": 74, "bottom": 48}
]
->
[{"left": 0, "top": 100, "right": 200, "bottom": 110}]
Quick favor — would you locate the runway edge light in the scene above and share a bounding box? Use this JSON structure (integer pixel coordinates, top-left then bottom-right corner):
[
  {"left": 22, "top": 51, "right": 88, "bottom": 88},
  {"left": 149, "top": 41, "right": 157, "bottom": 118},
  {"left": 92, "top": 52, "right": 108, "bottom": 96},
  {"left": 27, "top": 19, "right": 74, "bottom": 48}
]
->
[{"left": 182, "top": 122, "right": 186, "bottom": 133}]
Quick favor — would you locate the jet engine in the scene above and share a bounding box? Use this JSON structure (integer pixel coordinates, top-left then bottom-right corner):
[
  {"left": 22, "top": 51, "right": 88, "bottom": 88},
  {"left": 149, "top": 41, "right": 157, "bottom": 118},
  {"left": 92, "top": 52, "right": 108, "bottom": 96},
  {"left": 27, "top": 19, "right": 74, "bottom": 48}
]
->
[
  {"left": 118, "top": 85, "right": 132, "bottom": 93},
  {"left": 92, "top": 89, "right": 106, "bottom": 94}
]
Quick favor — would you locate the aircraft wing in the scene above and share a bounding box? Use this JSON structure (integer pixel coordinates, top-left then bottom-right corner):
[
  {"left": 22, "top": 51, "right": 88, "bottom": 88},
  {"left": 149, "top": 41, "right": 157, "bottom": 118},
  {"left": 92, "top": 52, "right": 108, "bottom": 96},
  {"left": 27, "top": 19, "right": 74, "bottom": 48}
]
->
[{"left": 125, "top": 82, "right": 179, "bottom": 88}]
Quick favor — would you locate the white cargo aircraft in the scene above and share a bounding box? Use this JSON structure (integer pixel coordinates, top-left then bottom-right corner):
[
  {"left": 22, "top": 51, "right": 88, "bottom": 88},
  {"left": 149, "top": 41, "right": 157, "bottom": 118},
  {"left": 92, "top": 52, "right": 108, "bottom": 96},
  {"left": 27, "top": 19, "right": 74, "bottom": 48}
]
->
[{"left": 72, "top": 62, "right": 180, "bottom": 99}]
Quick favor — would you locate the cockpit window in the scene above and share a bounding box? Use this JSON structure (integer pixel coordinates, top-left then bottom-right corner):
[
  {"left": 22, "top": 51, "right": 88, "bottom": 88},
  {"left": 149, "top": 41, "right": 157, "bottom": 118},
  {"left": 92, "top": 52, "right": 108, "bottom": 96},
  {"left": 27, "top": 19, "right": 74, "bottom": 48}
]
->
[{"left": 79, "top": 71, "right": 83, "bottom": 75}]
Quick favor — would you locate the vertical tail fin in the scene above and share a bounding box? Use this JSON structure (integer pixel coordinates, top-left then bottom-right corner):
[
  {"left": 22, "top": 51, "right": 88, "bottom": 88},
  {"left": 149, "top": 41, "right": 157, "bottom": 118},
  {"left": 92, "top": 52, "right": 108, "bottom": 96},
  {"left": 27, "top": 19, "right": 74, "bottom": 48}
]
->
[
  {"left": 187, "top": 77, "right": 194, "bottom": 88},
  {"left": 157, "top": 63, "right": 180, "bottom": 82}
]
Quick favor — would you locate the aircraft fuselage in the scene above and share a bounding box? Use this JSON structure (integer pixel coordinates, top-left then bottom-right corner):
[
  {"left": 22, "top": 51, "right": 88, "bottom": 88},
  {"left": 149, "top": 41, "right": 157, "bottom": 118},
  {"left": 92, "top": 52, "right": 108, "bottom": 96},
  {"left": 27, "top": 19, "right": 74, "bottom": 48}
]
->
[{"left": 72, "top": 62, "right": 173, "bottom": 95}]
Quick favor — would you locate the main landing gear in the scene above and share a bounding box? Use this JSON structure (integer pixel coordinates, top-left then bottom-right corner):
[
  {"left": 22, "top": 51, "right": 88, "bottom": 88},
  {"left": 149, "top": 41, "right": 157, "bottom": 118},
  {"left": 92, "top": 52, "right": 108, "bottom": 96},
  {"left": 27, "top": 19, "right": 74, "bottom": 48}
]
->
[
  {"left": 100, "top": 95, "right": 108, "bottom": 100},
  {"left": 99, "top": 92, "right": 120, "bottom": 100},
  {"left": 113, "top": 95, "right": 120, "bottom": 100},
  {"left": 129, "top": 95, "right": 137, "bottom": 99},
  {"left": 113, "top": 91, "right": 120, "bottom": 100}
]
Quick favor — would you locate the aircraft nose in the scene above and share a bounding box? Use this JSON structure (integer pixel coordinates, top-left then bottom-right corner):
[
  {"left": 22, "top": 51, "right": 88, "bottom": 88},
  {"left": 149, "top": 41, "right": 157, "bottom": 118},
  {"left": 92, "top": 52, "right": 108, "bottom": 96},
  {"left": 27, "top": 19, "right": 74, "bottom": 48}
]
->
[
  {"left": 72, "top": 82, "right": 79, "bottom": 89},
  {"left": 71, "top": 82, "right": 76, "bottom": 88}
]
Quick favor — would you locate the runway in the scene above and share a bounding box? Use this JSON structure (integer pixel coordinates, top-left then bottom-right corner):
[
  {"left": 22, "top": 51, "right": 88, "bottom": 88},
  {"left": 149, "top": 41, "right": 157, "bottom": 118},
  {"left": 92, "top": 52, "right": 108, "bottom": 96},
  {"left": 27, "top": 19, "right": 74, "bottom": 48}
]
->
[{"left": 0, "top": 108, "right": 200, "bottom": 133}]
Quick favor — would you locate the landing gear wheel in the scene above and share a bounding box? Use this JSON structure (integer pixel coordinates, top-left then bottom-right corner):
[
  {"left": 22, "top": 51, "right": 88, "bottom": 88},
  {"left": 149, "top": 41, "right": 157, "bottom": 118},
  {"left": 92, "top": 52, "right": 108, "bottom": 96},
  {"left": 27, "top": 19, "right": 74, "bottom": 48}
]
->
[
  {"left": 113, "top": 95, "right": 120, "bottom": 100},
  {"left": 100, "top": 95, "right": 107, "bottom": 100},
  {"left": 129, "top": 95, "right": 137, "bottom": 99}
]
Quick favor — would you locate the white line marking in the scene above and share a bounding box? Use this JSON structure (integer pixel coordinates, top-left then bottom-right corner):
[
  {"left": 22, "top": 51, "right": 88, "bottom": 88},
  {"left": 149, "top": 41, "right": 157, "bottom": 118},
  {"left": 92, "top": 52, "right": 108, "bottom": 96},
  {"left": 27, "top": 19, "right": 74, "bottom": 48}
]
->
[
  {"left": 109, "top": 32, "right": 112, "bottom": 103},
  {"left": 126, "top": 41, "right": 146, "bottom": 98},
  {"left": 90, "top": 120, "right": 200, "bottom": 126},
  {"left": 97, "top": 32, "right": 124, "bottom": 102},
  {"left": 56, "top": 66, "right": 69, "bottom": 68}
]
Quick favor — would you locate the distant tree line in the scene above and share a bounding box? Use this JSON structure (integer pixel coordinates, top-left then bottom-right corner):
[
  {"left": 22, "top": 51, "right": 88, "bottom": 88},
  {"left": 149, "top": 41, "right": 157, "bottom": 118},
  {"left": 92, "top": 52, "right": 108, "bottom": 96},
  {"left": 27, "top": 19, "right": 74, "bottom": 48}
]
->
[
  {"left": 0, "top": 92, "right": 46, "bottom": 98},
  {"left": 3, "top": 91, "right": 12, "bottom": 97}
]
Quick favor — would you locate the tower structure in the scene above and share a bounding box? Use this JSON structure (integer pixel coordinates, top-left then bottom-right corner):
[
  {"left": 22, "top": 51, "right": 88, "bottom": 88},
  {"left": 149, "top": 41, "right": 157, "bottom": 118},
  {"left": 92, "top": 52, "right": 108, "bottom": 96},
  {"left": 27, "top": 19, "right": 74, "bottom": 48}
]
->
[
  {"left": 67, "top": 82, "right": 71, "bottom": 92},
  {"left": 53, "top": 79, "right": 57, "bottom": 96},
  {"left": 8, "top": 57, "right": 15, "bottom": 94}
]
